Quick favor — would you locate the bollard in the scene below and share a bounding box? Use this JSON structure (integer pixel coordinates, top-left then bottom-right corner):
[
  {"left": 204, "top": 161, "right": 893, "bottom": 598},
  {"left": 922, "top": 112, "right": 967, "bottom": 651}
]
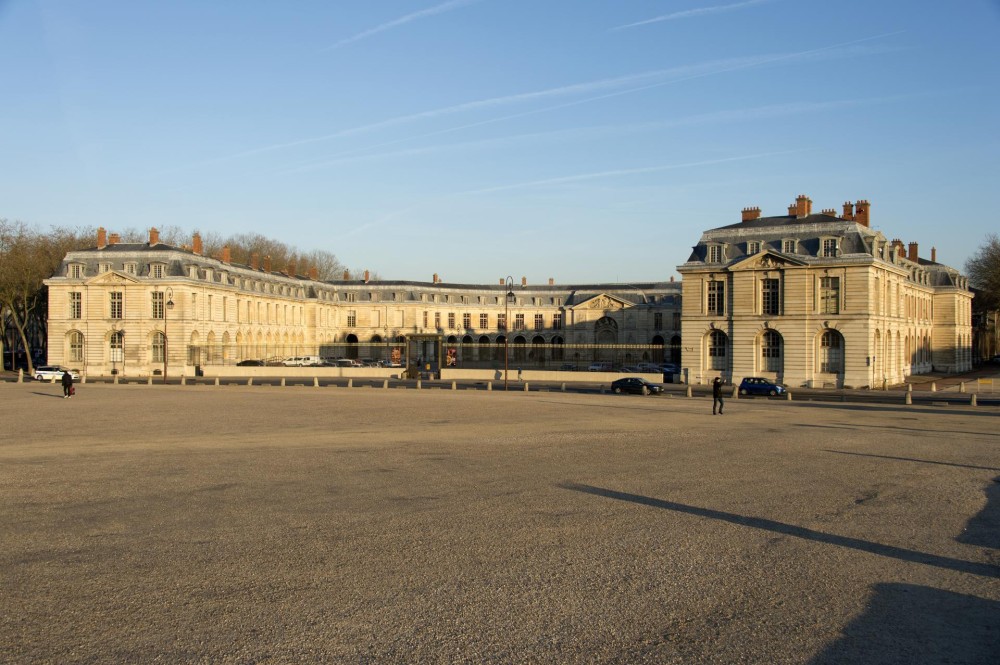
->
[
  {"left": 905, "top": 392, "right": 912, "bottom": 405},
  {"left": 487, "top": 381, "right": 492, "bottom": 392},
  {"left": 907, "top": 383, "right": 912, "bottom": 392},
  {"left": 314, "top": 377, "right": 319, "bottom": 387},
  {"left": 383, "top": 379, "right": 389, "bottom": 389},
  {"left": 416, "top": 379, "right": 422, "bottom": 390},
  {"left": 51, "top": 376, "right": 57, "bottom": 384},
  {"left": 686, "top": 385, "right": 692, "bottom": 398},
  {"left": 81, "top": 373, "right": 87, "bottom": 384},
  {"left": 452, "top": 381, "right": 457, "bottom": 391},
  {"left": 561, "top": 382, "right": 566, "bottom": 392},
  {"left": 347, "top": 378, "right": 353, "bottom": 388},
  {"left": 971, "top": 394, "right": 977, "bottom": 406},
  {"left": 214, "top": 377, "right": 220, "bottom": 386},
  {"left": 181, "top": 375, "right": 186, "bottom": 386},
  {"left": 247, "top": 377, "right": 253, "bottom": 386},
  {"left": 113, "top": 373, "right": 119, "bottom": 384},
  {"left": 17, "top": 369, "right": 23, "bottom": 383},
  {"left": 524, "top": 382, "right": 529, "bottom": 392},
  {"left": 732, "top": 385, "right": 739, "bottom": 399},
  {"left": 959, "top": 382, "right": 966, "bottom": 393},
  {"left": 280, "top": 377, "right": 286, "bottom": 387},
  {"left": 931, "top": 382, "right": 937, "bottom": 392},
  {"left": 147, "top": 375, "right": 153, "bottom": 385},
  {"left": 786, "top": 391, "right": 792, "bottom": 401}
]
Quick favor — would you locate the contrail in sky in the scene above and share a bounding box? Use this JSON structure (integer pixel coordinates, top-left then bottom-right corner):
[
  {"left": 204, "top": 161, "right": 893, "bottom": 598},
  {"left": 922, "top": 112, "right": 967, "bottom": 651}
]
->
[
  {"left": 614, "top": 0, "right": 775, "bottom": 30},
  {"left": 322, "top": 0, "right": 481, "bottom": 51}
]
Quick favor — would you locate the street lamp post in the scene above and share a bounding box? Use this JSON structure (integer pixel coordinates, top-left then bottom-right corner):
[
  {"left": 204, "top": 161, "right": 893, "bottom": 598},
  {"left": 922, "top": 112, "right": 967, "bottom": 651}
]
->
[
  {"left": 164, "top": 287, "right": 174, "bottom": 384},
  {"left": 504, "top": 276, "right": 515, "bottom": 390}
]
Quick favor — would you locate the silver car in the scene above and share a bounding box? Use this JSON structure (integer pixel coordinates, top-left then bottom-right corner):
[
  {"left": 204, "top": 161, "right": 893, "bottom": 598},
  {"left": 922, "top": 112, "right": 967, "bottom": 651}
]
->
[{"left": 34, "top": 366, "right": 80, "bottom": 381}]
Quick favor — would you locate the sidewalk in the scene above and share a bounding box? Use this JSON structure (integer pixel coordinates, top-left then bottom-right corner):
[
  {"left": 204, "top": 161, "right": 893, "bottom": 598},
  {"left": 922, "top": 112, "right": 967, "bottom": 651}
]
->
[{"left": 900, "top": 364, "right": 1000, "bottom": 393}]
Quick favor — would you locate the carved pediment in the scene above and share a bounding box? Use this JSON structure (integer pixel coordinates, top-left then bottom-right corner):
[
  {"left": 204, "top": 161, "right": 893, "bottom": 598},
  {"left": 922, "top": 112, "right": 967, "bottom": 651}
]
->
[
  {"left": 85, "top": 270, "right": 141, "bottom": 286},
  {"left": 731, "top": 250, "right": 807, "bottom": 271},
  {"left": 576, "top": 293, "right": 628, "bottom": 310}
]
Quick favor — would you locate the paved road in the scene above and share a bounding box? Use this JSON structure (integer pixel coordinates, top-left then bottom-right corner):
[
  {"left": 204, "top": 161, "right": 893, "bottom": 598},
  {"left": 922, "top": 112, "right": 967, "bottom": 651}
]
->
[{"left": 1, "top": 383, "right": 998, "bottom": 663}]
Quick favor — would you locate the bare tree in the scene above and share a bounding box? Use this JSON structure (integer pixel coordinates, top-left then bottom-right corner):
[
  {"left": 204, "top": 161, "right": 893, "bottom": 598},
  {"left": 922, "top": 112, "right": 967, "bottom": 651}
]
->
[{"left": 966, "top": 234, "right": 1000, "bottom": 311}]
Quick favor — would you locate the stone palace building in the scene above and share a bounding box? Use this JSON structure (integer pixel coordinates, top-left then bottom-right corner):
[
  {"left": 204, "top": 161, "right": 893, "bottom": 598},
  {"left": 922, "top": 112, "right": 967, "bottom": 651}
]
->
[{"left": 44, "top": 195, "right": 973, "bottom": 387}]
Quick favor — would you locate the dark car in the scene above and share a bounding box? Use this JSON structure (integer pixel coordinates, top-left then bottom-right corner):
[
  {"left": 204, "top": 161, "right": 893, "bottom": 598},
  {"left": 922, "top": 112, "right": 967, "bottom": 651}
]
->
[
  {"left": 611, "top": 377, "right": 663, "bottom": 396},
  {"left": 738, "top": 377, "right": 785, "bottom": 396},
  {"left": 236, "top": 359, "right": 265, "bottom": 367}
]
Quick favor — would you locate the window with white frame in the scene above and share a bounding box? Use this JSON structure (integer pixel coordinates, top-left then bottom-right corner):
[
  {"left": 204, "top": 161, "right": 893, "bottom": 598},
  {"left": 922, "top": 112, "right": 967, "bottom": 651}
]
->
[
  {"left": 152, "top": 291, "right": 164, "bottom": 319},
  {"left": 151, "top": 332, "right": 165, "bottom": 363},
  {"left": 423, "top": 311, "right": 428, "bottom": 327},
  {"left": 782, "top": 239, "right": 796, "bottom": 253},
  {"left": 347, "top": 310, "right": 357, "bottom": 327},
  {"left": 70, "top": 292, "right": 82, "bottom": 319},
  {"left": 534, "top": 314, "right": 544, "bottom": 331},
  {"left": 498, "top": 313, "right": 507, "bottom": 331},
  {"left": 707, "top": 280, "right": 725, "bottom": 315},
  {"left": 820, "top": 330, "right": 843, "bottom": 373},
  {"left": 99, "top": 263, "right": 112, "bottom": 274},
  {"left": 822, "top": 238, "right": 839, "bottom": 257},
  {"left": 69, "top": 264, "right": 84, "bottom": 278},
  {"left": 553, "top": 313, "right": 562, "bottom": 330},
  {"left": 761, "top": 278, "right": 780, "bottom": 316},
  {"left": 820, "top": 276, "right": 840, "bottom": 314},
  {"left": 151, "top": 264, "right": 164, "bottom": 278},
  {"left": 124, "top": 263, "right": 137, "bottom": 275},
  {"left": 480, "top": 313, "right": 488, "bottom": 328},
  {"left": 110, "top": 292, "right": 123, "bottom": 319},
  {"left": 747, "top": 241, "right": 761, "bottom": 255},
  {"left": 434, "top": 312, "right": 441, "bottom": 328},
  {"left": 761, "top": 330, "right": 782, "bottom": 372},
  {"left": 448, "top": 312, "right": 456, "bottom": 328},
  {"left": 69, "top": 331, "right": 85, "bottom": 362},
  {"left": 463, "top": 313, "right": 471, "bottom": 329},
  {"left": 515, "top": 313, "right": 525, "bottom": 330},
  {"left": 346, "top": 292, "right": 356, "bottom": 302},
  {"left": 653, "top": 312, "right": 663, "bottom": 329},
  {"left": 708, "top": 245, "right": 724, "bottom": 263}
]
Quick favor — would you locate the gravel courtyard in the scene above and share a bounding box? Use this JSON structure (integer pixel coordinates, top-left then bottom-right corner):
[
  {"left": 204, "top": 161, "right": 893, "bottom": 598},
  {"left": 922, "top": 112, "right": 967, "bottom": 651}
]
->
[{"left": 2, "top": 382, "right": 998, "bottom": 664}]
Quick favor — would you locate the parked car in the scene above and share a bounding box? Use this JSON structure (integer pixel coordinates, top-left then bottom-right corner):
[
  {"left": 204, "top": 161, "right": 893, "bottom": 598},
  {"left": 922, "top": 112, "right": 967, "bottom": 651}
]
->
[
  {"left": 611, "top": 377, "right": 663, "bottom": 395},
  {"left": 379, "top": 360, "right": 403, "bottom": 368},
  {"left": 635, "top": 362, "right": 659, "bottom": 373},
  {"left": 236, "top": 359, "right": 265, "bottom": 367},
  {"left": 588, "top": 362, "right": 612, "bottom": 372},
  {"left": 34, "top": 366, "right": 80, "bottom": 381},
  {"left": 559, "top": 363, "right": 577, "bottom": 371},
  {"left": 738, "top": 377, "right": 786, "bottom": 396}
]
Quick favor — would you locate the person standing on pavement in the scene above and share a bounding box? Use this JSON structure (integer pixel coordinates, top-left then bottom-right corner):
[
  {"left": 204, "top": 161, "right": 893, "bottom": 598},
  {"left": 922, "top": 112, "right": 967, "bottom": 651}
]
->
[
  {"left": 61, "top": 370, "right": 74, "bottom": 399},
  {"left": 712, "top": 376, "right": 724, "bottom": 415}
]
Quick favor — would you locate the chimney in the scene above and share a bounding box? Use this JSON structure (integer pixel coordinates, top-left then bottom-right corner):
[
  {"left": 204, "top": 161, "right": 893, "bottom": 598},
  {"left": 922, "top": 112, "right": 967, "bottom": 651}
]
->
[
  {"left": 97, "top": 227, "right": 107, "bottom": 249},
  {"left": 890, "top": 239, "right": 904, "bottom": 259},
  {"left": 821, "top": 208, "right": 837, "bottom": 217},
  {"left": 669, "top": 276, "right": 675, "bottom": 283},
  {"left": 931, "top": 247, "right": 937, "bottom": 263},
  {"left": 499, "top": 278, "right": 505, "bottom": 285},
  {"left": 854, "top": 200, "right": 870, "bottom": 227},
  {"left": 343, "top": 269, "right": 350, "bottom": 281},
  {"left": 149, "top": 227, "right": 160, "bottom": 246},
  {"left": 548, "top": 277, "right": 554, "bottom": 285},
  {"left": 741, "top": 206, "right": 761, "bottom": 222},
  {"left": 433, "top": 273, "right": 439, "bottom": 284},
  {"left": 221, "top": 245, "right": 231, "bottom": 264},
  {"left": 250, "top": 253, "right": 259, "bottom": 270},
  {"left": 795, "top": 194, "right": 812, "bottom": 218},
  {"left": 788, "top": 204, "right": 798, "bottom": 216},
  {"left": 109, "top": 233, "right": 120, "bottom": 245},
  {"left": 308, "top": 265, "right": 318, "bottom": 280},
  {"left": 263, "top": 255, "right": 272, "bottom": 273},
  {"left": 842, "top": 201, "right": 855, "bottom": 220},
  {"left": 521, "top": 276, "right": 527, "bottom": 287},
  {"left": 364, "top": 269, "right": 370, "bottom": 283},
  {"left": 192, "top": 233, "right": 203, "bottom": 255},
  {"left": 908, "top": 242, "right": 918, "bottom": 263}
]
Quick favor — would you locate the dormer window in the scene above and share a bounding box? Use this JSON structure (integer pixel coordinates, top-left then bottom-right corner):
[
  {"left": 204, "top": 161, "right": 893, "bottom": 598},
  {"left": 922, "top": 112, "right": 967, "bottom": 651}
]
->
[
  {"left": 99, "top": 263, "right": 112, "bottom": 274},
  {"left": 821, "top": 238, "right": 839, "bottom": 258},
  {"left": 69, "top": 264, "right": 84, "bottom": 279},
  {"left": 747, "top": 241, "right": 761, "bottom": 255},
  {"left": 708, "top": 245, "right": 724, "bottom": 263},
  {"left": 782, "top": 239, "right": 796, "bottom": 254},
  {"left": 124, "top": 263, "right": 137, "bottom": 275},
  {"left": 150, "top": 263, "right": 165, "bottom": 279}
]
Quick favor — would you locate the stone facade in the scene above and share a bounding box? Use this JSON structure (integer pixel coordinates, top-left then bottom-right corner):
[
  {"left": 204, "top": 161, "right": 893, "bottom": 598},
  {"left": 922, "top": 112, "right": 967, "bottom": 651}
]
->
[
  {"left": 677, "top": 196, "right": 973, "bottom": 388},
  {"left": 44, "top": 229, "right": 682, "bottom": 377}
]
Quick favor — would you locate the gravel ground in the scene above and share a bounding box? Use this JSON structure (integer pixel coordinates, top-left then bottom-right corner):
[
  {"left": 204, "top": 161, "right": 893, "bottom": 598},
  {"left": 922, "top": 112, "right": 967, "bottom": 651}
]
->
[{"left": 1, "top": 383, "right": 998, "bottom": 664}]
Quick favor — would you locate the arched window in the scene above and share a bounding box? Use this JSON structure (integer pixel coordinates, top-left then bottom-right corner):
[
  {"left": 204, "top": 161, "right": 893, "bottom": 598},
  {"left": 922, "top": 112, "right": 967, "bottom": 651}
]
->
[
  {"left": 820, "top": 330, "right": 843, "bottom": 373},
  {"left": 152, "top": 332, "right": 166, "bottom": 363},
  {"left": 708, "top": 330, "right": 728, "bottom": 370},
  {"left": 69, "top": 331, "right": 85, "bottom": 363},
  {"left": 761, "top": 330, "right": 782, "bottom": 372}
]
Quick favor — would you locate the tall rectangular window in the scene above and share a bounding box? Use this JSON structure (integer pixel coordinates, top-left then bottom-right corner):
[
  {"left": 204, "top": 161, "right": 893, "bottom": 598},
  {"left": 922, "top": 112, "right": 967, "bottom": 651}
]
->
[
  {"left": 434, "top": 312, "right": 441, "bottom": 328},
  {"left": 553, "top": 313, "right": 562, "bottom": 330},
  {"left": 708, "top": 245, "right": 723, "bottom": 263},
  {"left": 448, "top": 313, "right": 456, "bottom": 328},
  {"left": 653, "top": 312, "right": 663, "bottom": 329},
  {"left": 69, "top": 264, "right": 83, "bottom": 278},
  {"left": 761, "top": 278, "right": 780, "bottom": 316},
  {"left": 463, "top": 313, "right": 471, "bottom": 329},
  {"left": 534, "top": 314, "right": 544, "bottom": 330},
  {"left": 69, "top": 292, "right": 82, "bottom": 319},
  {"left": 747, "top": 241, "right": 761, "bottom": 255},
  {"left": 498, "top": 313, "right": 507, "bottom": 331},
  {"left": 151, "top": 264, "right": 164, "bottom": 278},
  {"left": 110, "top": 292, "right": 123, "bottom": 319},
  {"left": 782, "top": 239, "right": 796, "bottom": 253},
  {"left": 480, "top": 313, "right": 488, "bottom": 328},
  {"left": 515, "top": 314, "right": 525, "bottom": 330},
  {"left": 707, "top": 281, "right": 725, "bottom": 315},
  {"left": 347, "top": 310, "right": 357, "bottom": 327},
  {"left": 423, "top": 311, "right": 428, "bottom": 328},
  {"left": 151, "top": 291, "right": 164, "bottom": 319},
  {"left": 822, "top": 239, "right": 838, "bottom": 257},
  {"left": 820, "top": 276, "right": 840, "bottom": 314},
  {"left": 672, "top": 312, "right": 681, "bottom": 329}
]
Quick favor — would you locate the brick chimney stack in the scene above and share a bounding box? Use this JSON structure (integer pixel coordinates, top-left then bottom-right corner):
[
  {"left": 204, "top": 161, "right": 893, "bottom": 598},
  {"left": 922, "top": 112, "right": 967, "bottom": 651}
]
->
[
  {"left": 821, "top": 208, "right": 837, "bottom": 217},
  {"left": 97, "top": 227, "right": 107, "bottom": 249},
  {"left": 908, "top": 242, "right": 918, "bottom": 262},
  {"left": 795, "top": 194, "right": 812, "bottom": 218},
  {"left": 308, "top": 265, "right": 318, "bottom": 280},
  {"left": 192, "top": 233, "right": 203, "bottom": 255},
  {"left": 149, "top": 227, "right": 160, "bottom": 246},
  {"left": 741, "top": 207, "right": 762, "bottom": 222},
  {"left": 842, "top": 202, "right": 855, "bottom": 220},
  {"left": 788, "top": 204, "right": 798, "bottom": 216},
  {"left": 364, "top": 269, "right": 370, "bottom": 283},
  {"left": 854, "top": 200, "right": 870, "bottom": 227},
  {"left": 548, "top": 277, "right": 554, "bottom": 285},
  {"left": 221, "top": 245, "right": 231, "bottom": 264},
  {"left": 250, "top": 253, "right": 259, "bottom": 270},
  {"left": 499, "top": 278, "right": 505, "bottom": 285},
  {"left": 109, "top": 233, "right": 120, "bottom": 245},
  {"left": 343, "top": 269, "right": 350, "bottom": 280},
  {"left": 931, "top": 247, "right": 937, "bottom": 263},
  {"left": 521, "top": 276, "right": 527, "bottom": 286},
  {"left": 433, "top": 273, "right": 439, "bottom": 284},
  {"left": 263, "top": 255, "right": 272, "bottom": 273}
]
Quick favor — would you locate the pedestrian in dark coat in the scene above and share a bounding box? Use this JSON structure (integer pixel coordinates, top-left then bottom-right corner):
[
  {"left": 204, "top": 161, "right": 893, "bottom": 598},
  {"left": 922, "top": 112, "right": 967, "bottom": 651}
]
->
[
  {"left": 61, "top": 370, "right": 74, "bottom": 399},
  {"left": 712, "top": 377, "right": 724, "bottom": 415}
]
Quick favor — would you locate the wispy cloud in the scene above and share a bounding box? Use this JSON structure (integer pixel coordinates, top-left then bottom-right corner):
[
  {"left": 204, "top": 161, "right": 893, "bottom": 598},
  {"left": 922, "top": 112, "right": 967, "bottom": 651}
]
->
[
  {"left": 322, "top": 0, "right": 481, "bottom": 51},
  {"left": 614, "top": 0, "right": 775, "bottom": 31}
]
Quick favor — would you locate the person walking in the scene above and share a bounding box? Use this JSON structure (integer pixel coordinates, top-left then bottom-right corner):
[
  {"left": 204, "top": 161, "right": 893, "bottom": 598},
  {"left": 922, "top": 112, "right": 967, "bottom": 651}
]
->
[
  {"left": 712, "top": 376, "right": 724, "bottom": 415},
  {"left": 61, "top": 370, "right": 74, "bottom": 399}
]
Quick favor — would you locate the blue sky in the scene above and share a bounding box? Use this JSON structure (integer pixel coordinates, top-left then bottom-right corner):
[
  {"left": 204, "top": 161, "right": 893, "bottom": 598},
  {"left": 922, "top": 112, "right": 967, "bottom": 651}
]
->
[{"left": 2, "top": 0, "right": 998, "bottom": 283}]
